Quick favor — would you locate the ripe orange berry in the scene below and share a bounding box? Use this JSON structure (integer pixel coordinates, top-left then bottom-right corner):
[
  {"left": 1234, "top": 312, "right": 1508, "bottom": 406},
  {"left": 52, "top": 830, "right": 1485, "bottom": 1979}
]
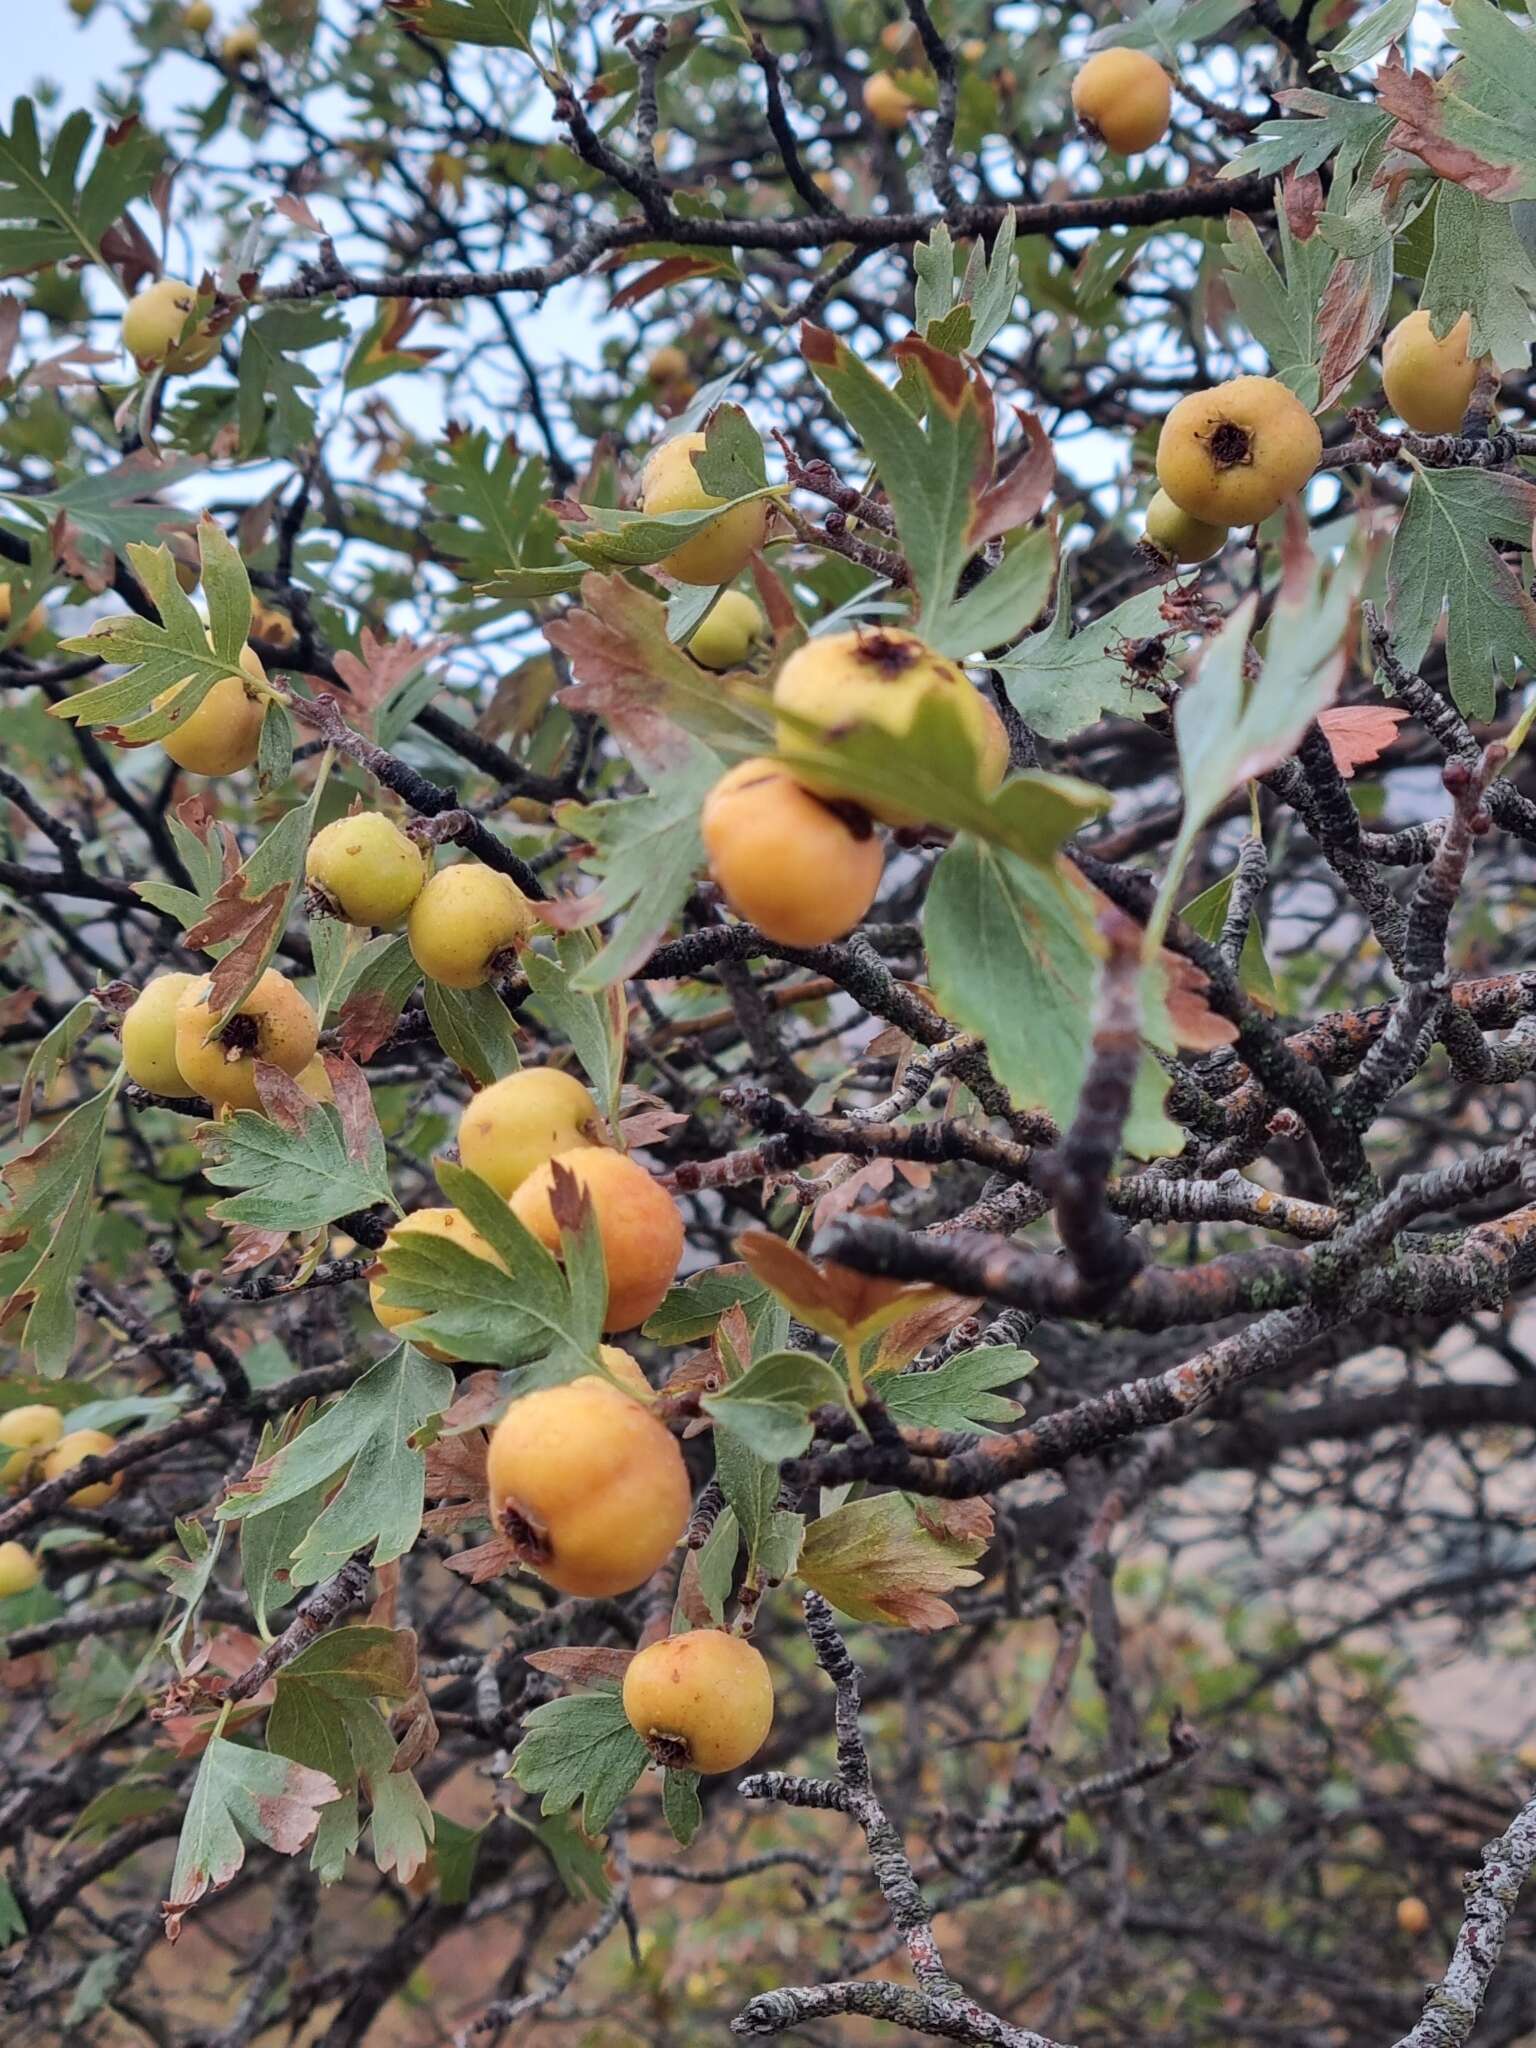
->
[
  {"left": 773, "top": 626, "right": 1003, "bottom": 826},
  {"left": 701, "top": 759, "right": 884, "bottom": 947},
  {"left": 863, "top": 73, "right": 917, "bottom": 130},
  {"left": 510, "top": 1148, "right": 684, "bottom": 1333},
  {"left": 369, "top": 1206, "right": 505, "bottom": 1359},
  {"left": 1396, "top": 1896, "right": 1431, "bottom": 1936},
  {"left": 1155, "top": 376, "right": 1322, "bottom": 528},
  {"left": 486, "top": 1377, "right": 691, "bottom": 1596},
  {"left": 174, "top": 969, "right": 319, "bottom": 1113},
  {"left": 640, "top": 432, "right": 770, "bottom": 587},
  {"left": 43, "top": 1428, "right": 122, "bottom": 1509},
  {"left": 0, "top": 1541, "right": 40, "bottom": 1598},
  {"left": 0, "top": 1405, "right": 64, "bottom": 1488},
  {"left": 1381, "top": 310, "right": 1490, "bottom": 436},
  {"left": 457, "top": 1067, "right": 605, "bottom": 1198},
  {"left": 1144, "top": 488, "right": 1229, "bottom": 566},
  {"left": 1071, "top": 47, "right": 1172, "bottom": 154},
  {"left": 622, "top": 1630, "right": 774, "bottom": 1772},
  {"left": 407, "top": 862, "right": 536, "bottom": 988}
]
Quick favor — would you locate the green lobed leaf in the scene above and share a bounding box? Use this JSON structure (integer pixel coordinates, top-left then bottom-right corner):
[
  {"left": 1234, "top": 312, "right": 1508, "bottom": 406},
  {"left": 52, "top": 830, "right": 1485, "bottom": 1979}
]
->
[
  {"left": 875, "top": 1346, "right": 1034, "bottom": 1434},
  {"left": 644, "top": 1263, "right": 788, "bottom": 1348},
  {"left": 986, "top": 575, "right": 1168, "bottom": 743},
  {"left": 522, "top": 937, "right": 626, "bottom": 1127},
  {"left": 510, "top": 1686, "right": 649, "bottom": 1836},
  {"left": 217, "top": 1346, "right": 455, "bottom": 1587},
  {"left": 384, "top": 0, "right": 536, "bottom": 48},
  {"left": 237, "top": 304, "right": 345, "bottom": 457},
  {"left": 926, "top": 840, "right": 1181, "bottom": 1157},
  {"left": 693, "top": 1506, "right": 739, "bottom": 1624},
  {"left": 200, "top": 1086, "right": 396, "bottom": 1235},
  {"left": 1386, "top": 466, "right": 1536, "bottom": 721},
  {"left": 702, "top": 1348, "right": 848, "bottom": 1462},
  {"left": 1422, "top": 182, "right": 1536, "bottom": 370},
  {"left": 373, "top": 1157, "right": 607, "bottom": 1373},
  {"left": 797, "top": 1492, "right": 985, "bottom": 1629},
  {"left": 423, "top": 428, "right": 560, "bottom": 586},
  {"left": 0, "top": 97, "right": 162, "bottom": 275},
  {"left": 1222, "top": 209, "right": 1332, "bottom": 408},
  {"left": 800, "top": 320, "right": 985, "bottom": 642},
  {"left": 1222, "top": 91, "right": 1390, "bottom": 183},
  {"left": 0, "top": 1081, "right": 119, "bottom": 1374},
  {"left": 164, "top": 1736, "right": 338, "bottom": 1938},
  {"left": 1182, "top": 866, "right": 1281, "bottom": 1011},
  {"left": 663, "top": 1770, "right": 703, "bottom": 1846},
  {"left": 422, "top": 981, "right": 521, "bottom": 1084},
  {"left": 927, "top": 526, "right": 1056, "bottom": 661},
  {"left": 55, "top": 525, "right": 252, "bottom": 742},
  {"left": 557, "top": 741, "right": 721, "bottom": 989}
]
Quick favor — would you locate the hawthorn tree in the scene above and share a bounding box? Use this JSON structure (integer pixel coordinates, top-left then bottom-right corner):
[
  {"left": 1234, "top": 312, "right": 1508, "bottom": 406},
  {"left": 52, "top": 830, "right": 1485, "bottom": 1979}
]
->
[{"left": 6, "top": 0, "right": 1536, "bottom": 2042}]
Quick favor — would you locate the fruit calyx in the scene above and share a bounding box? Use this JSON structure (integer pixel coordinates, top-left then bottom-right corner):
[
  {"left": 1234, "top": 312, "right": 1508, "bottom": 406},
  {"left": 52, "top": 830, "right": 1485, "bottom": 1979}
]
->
[
  {"left": 219, "top": 1013, "right": 261, "bottom": 1057},
  {"left": 851, "top": 628, "right": 924, "bottom": 680},
  {"left": 496, "top": 1493, "right": 553, "bottom": 1567},
  {"left": 639, "top": 1727, "right": 693, "bottom": 1769},
  {"left": 1206, "top": 419, "right": 1253, "bottom": 470}
]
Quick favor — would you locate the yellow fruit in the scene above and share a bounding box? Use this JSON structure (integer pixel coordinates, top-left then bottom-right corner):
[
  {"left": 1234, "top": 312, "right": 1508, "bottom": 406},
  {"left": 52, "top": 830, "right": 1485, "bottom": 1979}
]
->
[
  {"left": 0, "top": 1541, "right": 40, "bottom": 1597},
  {"left": 121, "top": 972, "right": 200, "bottom": 1097},
  {"left": 221, "top": 22, "right": 261, "bottom": 63},
  {"left": 306, "top": 813, "right": 428, "bottom": 927},
  {"left": 407, "top": 862, "right": 536, "bottom": 989},
  {"left": 648, "top": 345, "right": 689, "bottom": 386},
  {"left": 174, "top": 969, "right": 319, "bottom": 1112},
  {"left": 622, "top": 1631, "right": 774, "bottom": 1773},
  {"left": 640, "top": 432, "right": 770, "bottom": 587},
  {"left": 1396, "top": 1896, "right": 1431, "bottom": 1936},
  {"left": 1155, "top": 375, "right": 1322, "bottom": 528},
  {"left": 773, "top": 625, "right": 1004, "bottom": 826},
  {"left": 1143, "top": 488, "right": 1229, "bottom": 566},
  {"left": 0, "top": 583, "right": 44, "bottom": 642},
  {"left": 879, "top": 20, "right": 921, "bottom": 58},
  {"left": 486, "top": 1377, "right": 690, "bottom": 1596},
  {"left": 296, "top": 1054, "right": 333, "bottom": 1103},
  {"left": 457, "top": 1068, "right": 605, "bottom": 1198},
  {"left": 369, "top": 1207, "right": 504, "bottom": 1358},
  {"left": 702, "top": 760, "right": 884, "bottom": 947},
  {"left": 863, "top": 73, "right": 917, "bottom": 129},
  {"left": 250, "top": 599, "right": 298, "bottom": 650},
  {"left": 960, "top": 36, "right": 986, "bottom": 61},
  {"left": 689, "top": 589, "right": 766, "bottom": 672},
  {"left": 598, "top": 1344, "right": 652, "bottom": 1397},
  {"left": 185, "top": 0, "right": 214, "bottom": 29},
  {"left": 511, "top": 1148, "right": 685, "bottom": 1333},
  {"left": 1382, "top": 309, "right": 1489, "bottom": 436},
  {"left": 1071, "top": 47, "right": 1172, "bottom": 154},
  {"left": 153, "top": 644, "right": 267, "bottom": 776},
  {"left": 121, "top": 277, "right": 220, "bottom": 373},
  {"left": 43, "top": 1428, "right": 121, "bottom": 1509},
  {"left": 0, "top": 1405, "right": 64, "bottom": 1488}
]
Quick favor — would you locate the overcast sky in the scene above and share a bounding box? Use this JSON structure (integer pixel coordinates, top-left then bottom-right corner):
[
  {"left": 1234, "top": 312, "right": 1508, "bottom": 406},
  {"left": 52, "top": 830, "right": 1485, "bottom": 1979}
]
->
[{"left": 21, "top": 5, "right": 138, "bottom": 95}]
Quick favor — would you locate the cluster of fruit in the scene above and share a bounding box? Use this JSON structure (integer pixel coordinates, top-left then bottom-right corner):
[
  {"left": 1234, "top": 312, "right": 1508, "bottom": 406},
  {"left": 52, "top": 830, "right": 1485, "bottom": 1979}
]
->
[
  {"left": 641, "top": 430, "right": 1008, "bottom": 947},
  {"left": 0, "top": 1405, "right": 123, "bottom": 1597},
  {"left": 119, "top": 811, "right": 540, "bottom": 1110},
  {"left": 103, "top": 884, "right": 762, "bottom": 1772}
]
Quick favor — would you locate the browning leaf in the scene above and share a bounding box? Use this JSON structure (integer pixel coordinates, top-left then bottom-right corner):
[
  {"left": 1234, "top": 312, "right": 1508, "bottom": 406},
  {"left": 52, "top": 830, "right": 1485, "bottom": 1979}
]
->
[
  {"left": 1318, "top": 702, "right": 1410, "bottom": 779},
  {"left": 735, "top": 1228, "right": 954, "bottom": 1348},
  {"left": 524, "top": 1646, "right": 635, "bottom": 1689}
]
